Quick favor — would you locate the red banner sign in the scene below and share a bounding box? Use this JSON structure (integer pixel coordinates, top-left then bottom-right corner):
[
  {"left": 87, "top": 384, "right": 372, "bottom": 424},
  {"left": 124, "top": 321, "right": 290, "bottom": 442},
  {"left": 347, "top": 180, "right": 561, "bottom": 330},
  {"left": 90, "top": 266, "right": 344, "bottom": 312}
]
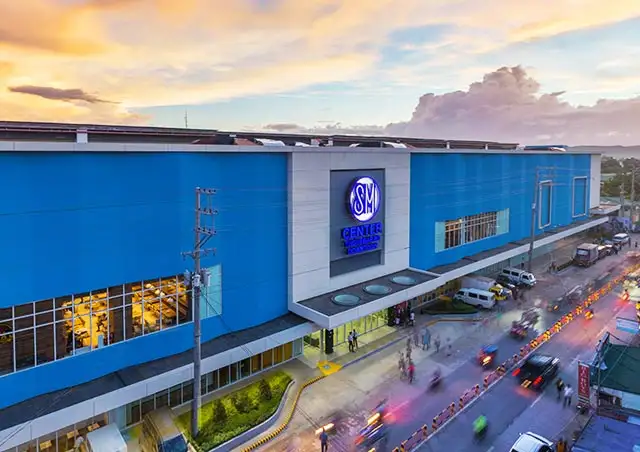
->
[{"left": 578, "top": 363, "right": 591, "bottom": 401}]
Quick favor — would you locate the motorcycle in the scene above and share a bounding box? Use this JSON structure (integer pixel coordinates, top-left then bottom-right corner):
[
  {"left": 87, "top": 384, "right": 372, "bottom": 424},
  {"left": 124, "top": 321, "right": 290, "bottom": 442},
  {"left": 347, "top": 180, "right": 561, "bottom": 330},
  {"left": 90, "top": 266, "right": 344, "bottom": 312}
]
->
[
  {"left": 429, "top": 372, "right": 442, "bottom": 390},
  {"left": 477, "top": 345, "right": 498, "bottom": 368},
  {"left": 473, "top": 418, "right": 488, "bottom": 443}
]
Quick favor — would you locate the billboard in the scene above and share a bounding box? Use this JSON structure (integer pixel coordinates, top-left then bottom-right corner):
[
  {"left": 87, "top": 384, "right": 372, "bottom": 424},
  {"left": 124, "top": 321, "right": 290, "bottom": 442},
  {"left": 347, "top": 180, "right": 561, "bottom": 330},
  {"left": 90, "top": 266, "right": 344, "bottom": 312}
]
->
[
  {"left": 578, "top": 362, "right": 591, "bottom": 403},
  {"left": 329, "top": 170, "right": 385, "bottom": 277}
]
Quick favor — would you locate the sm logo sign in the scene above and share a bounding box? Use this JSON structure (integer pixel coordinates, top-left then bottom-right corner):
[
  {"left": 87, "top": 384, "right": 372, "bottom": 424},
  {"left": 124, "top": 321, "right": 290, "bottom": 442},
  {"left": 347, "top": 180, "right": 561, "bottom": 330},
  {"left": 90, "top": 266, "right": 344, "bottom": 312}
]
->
[{"left": 348, "top": 176, "right": 381, "bottom": 223}]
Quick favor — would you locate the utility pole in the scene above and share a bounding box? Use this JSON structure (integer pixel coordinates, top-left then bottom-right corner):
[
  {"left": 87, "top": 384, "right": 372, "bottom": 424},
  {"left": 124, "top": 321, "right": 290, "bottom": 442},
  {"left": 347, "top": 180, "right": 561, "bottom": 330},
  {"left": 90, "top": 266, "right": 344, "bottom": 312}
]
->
[
  {"left": 527, "top": 170, "right": 540, "bottom": 273},
  {"left": 620, "top": 182, "right": 625, "bottom": 217},
  {"left": 184, "top": 110, "right": 189, "bottom": 128},
  {"left": 182, "top": 187, "right": 217, "bottom": 438}
]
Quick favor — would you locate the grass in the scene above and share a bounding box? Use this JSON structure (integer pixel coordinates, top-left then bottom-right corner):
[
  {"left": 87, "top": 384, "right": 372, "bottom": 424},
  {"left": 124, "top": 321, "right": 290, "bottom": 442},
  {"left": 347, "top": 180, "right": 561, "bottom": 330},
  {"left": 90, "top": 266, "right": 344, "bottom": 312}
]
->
[
  {"left": 178, "top": 371, "right": 292, "bottom": 451},
  {"left": 422, "top": 297, "right": 479, "bottom": 315}
]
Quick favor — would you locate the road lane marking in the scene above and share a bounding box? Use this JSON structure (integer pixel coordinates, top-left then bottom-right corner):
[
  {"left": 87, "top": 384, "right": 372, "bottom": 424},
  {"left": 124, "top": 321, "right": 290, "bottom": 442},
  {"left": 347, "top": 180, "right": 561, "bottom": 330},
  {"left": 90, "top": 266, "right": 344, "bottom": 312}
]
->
[
  {"left": 485, "top": 446, "right": 495, "bottom": 452},
  {"left": 530, "top": 392, "right": 544, "bottom": 408}
]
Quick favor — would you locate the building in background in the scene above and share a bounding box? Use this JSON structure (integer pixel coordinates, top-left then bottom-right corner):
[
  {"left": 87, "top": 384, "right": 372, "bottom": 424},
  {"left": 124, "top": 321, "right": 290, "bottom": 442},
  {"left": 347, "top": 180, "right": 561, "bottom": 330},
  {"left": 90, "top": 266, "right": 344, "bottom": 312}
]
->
[{"left": 0, "top": 122, "right": 609, "bottom": 451}]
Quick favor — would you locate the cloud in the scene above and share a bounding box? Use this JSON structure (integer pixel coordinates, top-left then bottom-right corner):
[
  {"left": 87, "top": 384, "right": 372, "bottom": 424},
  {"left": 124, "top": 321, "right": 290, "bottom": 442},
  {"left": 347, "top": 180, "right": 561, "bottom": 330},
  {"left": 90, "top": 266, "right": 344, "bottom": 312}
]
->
[
  {"left": 277, "top": 66, "right": 640, "bottom": 146},
  {"left": 8, "top": 85, "right": 112, "bottom": 104},
  {"left": 0, "top": 0, "right": 639, "bottom": 127}
]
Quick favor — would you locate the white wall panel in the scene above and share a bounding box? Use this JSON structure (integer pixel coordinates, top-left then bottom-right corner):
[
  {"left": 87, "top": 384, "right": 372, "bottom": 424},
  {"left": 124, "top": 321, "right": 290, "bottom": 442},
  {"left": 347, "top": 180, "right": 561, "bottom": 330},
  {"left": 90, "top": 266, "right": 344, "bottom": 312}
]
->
[
  {"left": 590, "top": 154, "right": 602, "bottom": 208},
  {"left": 289, "top": 152, "right": 410, "bottom": 303}
]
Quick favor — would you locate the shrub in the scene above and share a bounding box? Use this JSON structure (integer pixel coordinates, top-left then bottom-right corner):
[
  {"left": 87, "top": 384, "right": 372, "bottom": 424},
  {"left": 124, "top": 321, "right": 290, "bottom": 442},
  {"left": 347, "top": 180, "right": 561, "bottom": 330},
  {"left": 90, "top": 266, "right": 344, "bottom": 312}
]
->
[
  {"left": 212, "top": 399, "right": 227, "bottom": 423},
  {"left": 258, "top": 378, "right": 273, "bottom": 401},
  {"left": 231, "top": 392, "right": 252, "bottom": 413}
]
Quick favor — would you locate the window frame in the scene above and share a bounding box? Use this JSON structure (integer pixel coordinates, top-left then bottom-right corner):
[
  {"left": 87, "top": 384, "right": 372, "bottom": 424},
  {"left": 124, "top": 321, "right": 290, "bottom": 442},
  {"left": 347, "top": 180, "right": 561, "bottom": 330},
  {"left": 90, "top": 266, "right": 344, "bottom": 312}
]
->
[{"left": 572, "top": 176, "right": 588, "bottom": 218}]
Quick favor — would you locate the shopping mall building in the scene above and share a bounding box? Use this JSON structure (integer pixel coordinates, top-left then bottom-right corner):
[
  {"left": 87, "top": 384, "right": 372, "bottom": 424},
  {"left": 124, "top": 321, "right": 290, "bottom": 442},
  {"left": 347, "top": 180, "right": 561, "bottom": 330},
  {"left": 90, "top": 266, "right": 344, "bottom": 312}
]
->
[{"left": 0, "top": 122, "right": 613, "bottom": 451}]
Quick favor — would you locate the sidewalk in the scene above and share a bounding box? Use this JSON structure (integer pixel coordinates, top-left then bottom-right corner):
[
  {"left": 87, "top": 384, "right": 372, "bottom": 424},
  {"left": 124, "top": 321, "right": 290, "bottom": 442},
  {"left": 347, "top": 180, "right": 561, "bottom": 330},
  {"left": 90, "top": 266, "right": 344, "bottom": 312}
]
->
[{"left": 235, "top": 247, "right": 633, "bottom": 451}]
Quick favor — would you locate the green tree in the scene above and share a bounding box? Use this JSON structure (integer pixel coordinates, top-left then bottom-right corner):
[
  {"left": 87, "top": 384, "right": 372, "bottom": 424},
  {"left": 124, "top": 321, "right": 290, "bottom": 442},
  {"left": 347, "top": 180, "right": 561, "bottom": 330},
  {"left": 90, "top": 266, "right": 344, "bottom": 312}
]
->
[
  {"left": 601, "top": 156, "right": 623, "bottom": 174},
  {"left": 258, "top": 378, "right": 273, "bottom": 401},
  {"left": 213, "top": 399, "right": 227, "bottom": 423}
]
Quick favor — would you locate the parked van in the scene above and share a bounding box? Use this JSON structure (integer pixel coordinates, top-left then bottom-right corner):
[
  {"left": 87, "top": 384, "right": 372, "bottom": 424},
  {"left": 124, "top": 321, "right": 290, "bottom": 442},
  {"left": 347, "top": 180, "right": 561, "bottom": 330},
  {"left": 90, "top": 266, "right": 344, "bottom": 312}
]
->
[
  {"left": 460, "top": 275, "right": 511, "bottom": 300},
  {"left": 139, "top": 407, "right": 189, "bottom": 452},
  {"left": 84, "top": 424, "right": 127, "bottom": 452},
  {"left": 500, "top": 267, "right": 537, "bottom": 287},
  {"left": 613, "top": 233, "right": 630, "bottom": 246},
  {"left": 454, "top": 288, "right": 496, "bottom": 309}
]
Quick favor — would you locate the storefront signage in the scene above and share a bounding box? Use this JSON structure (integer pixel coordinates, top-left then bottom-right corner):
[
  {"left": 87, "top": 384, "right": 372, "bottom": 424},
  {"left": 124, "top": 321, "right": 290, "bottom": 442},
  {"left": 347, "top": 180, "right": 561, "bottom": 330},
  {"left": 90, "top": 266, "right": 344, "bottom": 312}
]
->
[
  {"left": 616, "top": 317, "right": 640, "bottom": 334},
  {"left": 348, "top": 176, "right": 381, "bottom": 223},
  {"left": 577, "top": 362, "right": 591, "bottom": 402},
  {"left": 341, "top": 222, "right": 383, "bottom": 255}
]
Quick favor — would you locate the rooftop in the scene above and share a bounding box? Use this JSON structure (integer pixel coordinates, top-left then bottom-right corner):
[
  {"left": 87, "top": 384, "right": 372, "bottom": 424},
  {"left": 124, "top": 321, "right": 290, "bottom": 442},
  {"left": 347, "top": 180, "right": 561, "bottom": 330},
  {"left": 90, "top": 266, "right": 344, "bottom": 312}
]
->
[
  {"left": 0, "top": 120, "right": 595, "bottom": 153},
  {"left": 572, "top": 415, "right": 640, "bottom": 452},
  {"left": 598, "top": 343, "right": 640, "bottom": 394}
]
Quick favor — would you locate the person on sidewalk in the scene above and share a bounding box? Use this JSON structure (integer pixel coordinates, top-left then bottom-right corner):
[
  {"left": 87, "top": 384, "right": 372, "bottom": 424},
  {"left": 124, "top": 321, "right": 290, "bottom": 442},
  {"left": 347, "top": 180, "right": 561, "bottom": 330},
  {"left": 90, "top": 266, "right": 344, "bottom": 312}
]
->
[
  {"left": 422, "top": 328, "right": 431, "bottom": 350},
  {"left": 434, "top": 336, "right": 441, "bottom": 353},
  {"left": 398, "top": 352, "right": 406, "bottom": 379},
  {"left": 348, "top": 331, "right": 354, "bottom": 353},
  {"left": 409, "top": 310, "right": 416, "bottom": 326},
  {"left": 446, "top": 337, "right": 452, "bottom": 356},
  {"left": 556, "top": 437, "right": 567, "bottom": 452},
  {"left": 563, "top": 384, "right": 574, "bottom": 407},
  {"left": 352, "top": 330, "right": 359, "bottom": 350},
  {"left": 408, "top": 360, "right": 415, "bottom": 384},
  {"left": 556, "top": 377, "right": 565, "bottom": 400},
  {"left": 413, "top": 328, "right": 420, "bottom": 347},
  {"left": 319, "top": 428, "right": 328, "bottom": 452}
]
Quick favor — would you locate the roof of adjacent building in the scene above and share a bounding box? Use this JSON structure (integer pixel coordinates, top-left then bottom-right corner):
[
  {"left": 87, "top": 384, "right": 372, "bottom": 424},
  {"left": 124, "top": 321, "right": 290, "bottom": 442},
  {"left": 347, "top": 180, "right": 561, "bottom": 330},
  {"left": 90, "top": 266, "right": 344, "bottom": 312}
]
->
[
  {"left": 572, "top": 415, "right": 640, "bottom": 452},
  {"left": 0, "top": 120, "right": 598, "bottom": 153},
  {"left": 598, "top": 343, "right": 640, "bottom": 394}
]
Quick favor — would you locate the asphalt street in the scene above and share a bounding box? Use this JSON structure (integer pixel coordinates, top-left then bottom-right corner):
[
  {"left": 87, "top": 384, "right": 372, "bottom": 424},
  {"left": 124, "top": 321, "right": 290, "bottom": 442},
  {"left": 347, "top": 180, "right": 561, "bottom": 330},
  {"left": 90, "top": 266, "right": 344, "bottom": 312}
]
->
[
  {"left": 257, "top": 253, "right": 631, "bottom": 452},
  {"left": 417, "top": 285, "right": 633, "bottom": 452}
]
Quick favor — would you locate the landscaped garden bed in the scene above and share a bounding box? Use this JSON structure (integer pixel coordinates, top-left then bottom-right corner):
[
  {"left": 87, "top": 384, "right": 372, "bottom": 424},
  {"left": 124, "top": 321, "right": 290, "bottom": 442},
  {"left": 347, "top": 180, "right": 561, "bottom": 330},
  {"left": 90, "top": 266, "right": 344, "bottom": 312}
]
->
[
  {"left": 178, "top": 371, "right": 292, "bottom": 451},
  {"left": 421, "top": 297, "right": 479, "bottom": 315}
]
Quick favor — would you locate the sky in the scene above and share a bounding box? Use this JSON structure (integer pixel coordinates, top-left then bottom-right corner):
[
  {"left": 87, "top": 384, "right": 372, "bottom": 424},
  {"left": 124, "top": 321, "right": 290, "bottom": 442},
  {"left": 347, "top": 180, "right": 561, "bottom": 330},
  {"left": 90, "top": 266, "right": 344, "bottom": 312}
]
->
[{"left": 1, "top": 0, "right": 640, "bottom": 145}]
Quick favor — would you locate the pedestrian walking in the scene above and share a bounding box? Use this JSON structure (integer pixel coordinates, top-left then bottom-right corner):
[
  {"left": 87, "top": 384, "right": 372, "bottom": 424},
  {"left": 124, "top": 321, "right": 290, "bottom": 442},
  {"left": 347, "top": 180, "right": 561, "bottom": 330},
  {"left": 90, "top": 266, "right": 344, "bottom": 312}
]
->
[
  {"left": 413, "top": 329, "right": 420, "bottom": 347},
  {"left": 556, "top": 377, "right": 565, "bottom": 400},
  {"left": 319, "top": 428, "right": 329, "bottom": 452},
  {"left": 422, "top": 328, "right": 431, "bottom": 351},
  {"left": 352, "top": 330, "right": 359, "bottom": 350},
  {"left": 446, "top": 337, "right": 452, "bottom": 356},
  {"left": 556, "top": 437, "right": 567, "bottom": 452},
  {"left": 398, "top": 352, "right": 406, "bottom": 379},
  {"left": 563, "top": 384, "right": 574, "bottom": 407},
  {"left": 434, "top": 336, "right": 441, "bottom": 353},
  {"left": 347, "top": 331, "right": 354, "bottom": 353},
  {"left": 395, "top": 315, "right": 400, "bottom": 327},
  {"left": 408, "top": 360, "right": 415, "bottom": 384},
  {"left": 409, "top": 311, "right": 416, "bottom": 327}
]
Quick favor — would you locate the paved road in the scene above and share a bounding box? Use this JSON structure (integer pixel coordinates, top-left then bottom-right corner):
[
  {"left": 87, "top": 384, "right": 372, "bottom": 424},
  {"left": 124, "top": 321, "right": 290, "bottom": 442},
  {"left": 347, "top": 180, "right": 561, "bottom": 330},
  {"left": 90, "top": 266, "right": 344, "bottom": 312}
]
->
[
  {"left": 417, "top": 286, "right": 632, "bottom": 452},
  {"left": 258, "top": 254, "right": 630, "bottom": 452}
]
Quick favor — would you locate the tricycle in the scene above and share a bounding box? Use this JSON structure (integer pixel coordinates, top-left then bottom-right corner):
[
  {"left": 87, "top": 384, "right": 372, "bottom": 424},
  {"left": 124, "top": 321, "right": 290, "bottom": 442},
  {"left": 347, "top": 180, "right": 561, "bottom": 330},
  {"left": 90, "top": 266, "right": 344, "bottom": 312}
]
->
[
  {"left": 477, "top": 345, "right": 498, "bottom": 368},
  {"left": 510, "top": 320, "right": 529, "bottom": 339}
]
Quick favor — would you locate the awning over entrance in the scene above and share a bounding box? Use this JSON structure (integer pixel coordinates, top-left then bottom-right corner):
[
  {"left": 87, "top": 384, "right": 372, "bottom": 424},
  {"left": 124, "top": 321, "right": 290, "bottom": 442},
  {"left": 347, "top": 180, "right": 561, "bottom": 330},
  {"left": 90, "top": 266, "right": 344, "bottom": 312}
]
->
[{"left": 289, "top": 217, "right": 608, "bottom": 329}]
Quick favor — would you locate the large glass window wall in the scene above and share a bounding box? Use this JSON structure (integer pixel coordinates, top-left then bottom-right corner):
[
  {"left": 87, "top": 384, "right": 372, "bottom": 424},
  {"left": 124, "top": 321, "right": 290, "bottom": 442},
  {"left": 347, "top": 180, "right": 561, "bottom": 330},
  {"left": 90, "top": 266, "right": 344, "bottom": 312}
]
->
[
  {"left": 10, "top": 339, "right": 302, "bottom": 452},
  {"left": 124, "top": 339, "right": 301, "bottom": 426},
  {"left": 0, "top": 275, "right": 190, "bottom": 376}
]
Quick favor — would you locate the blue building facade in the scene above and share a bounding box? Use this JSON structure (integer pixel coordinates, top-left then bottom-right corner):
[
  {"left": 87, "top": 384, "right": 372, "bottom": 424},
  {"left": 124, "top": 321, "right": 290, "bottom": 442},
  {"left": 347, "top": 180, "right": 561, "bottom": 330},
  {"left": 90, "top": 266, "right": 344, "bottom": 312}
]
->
[
  {"left": 0, "top": 152, "right": 289, "bottom": 408},
  {"left": 409, "top": 153, "right": 591, "bottom": 270}
]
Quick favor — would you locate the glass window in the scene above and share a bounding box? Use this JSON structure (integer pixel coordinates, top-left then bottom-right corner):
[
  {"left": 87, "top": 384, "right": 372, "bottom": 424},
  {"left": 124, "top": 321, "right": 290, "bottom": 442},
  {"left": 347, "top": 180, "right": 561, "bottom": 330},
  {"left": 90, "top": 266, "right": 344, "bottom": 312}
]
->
[
  {"left": 283, "top": 342, "right": 293, "bottom": 361},
  {"left": 127, "top": 401, "right": 141, "bottom": 425},
  {"left": 273, "top": 346, "right": 283, "bottom": 365},
  {"left": 36, "top": 324, "right": 55, "bottom": 365},
  {"left": 219, "top": 366, "right": 230, "bottom": 387},
  {"left": 182, "top": 381, "right": 193, "bottom": 403},
  {"left": 14, "top": 329, "right": 35, "bottom": 370},
  {"left": 169, "top": 385, "right": 182, "bottom": 407},
  {"left": 240, "top": 358, "right": 251, "bottom": 378},
  {"left": 445, "top": 219, "right": 462, "bottom": 249},
  {"left": 201, "top": 265, "right": 223, "bottom": 319},
  {"left": 207, "top": 370, "right": 219, "bottom": 393},
  {"left": 251, "top": 354, "right": 262, "bottom": 374},
  {"left": 155, "top": 390, "right": 169, "bottom": 409},
  {"left": 262, "top": 349, "right": 273, "bottom": 369},
  {"left": 230, "top": 363, "right": 238, "bottom": 383},
  {"left": 141, "top": 395, "right": 155, "bottom": 417}
]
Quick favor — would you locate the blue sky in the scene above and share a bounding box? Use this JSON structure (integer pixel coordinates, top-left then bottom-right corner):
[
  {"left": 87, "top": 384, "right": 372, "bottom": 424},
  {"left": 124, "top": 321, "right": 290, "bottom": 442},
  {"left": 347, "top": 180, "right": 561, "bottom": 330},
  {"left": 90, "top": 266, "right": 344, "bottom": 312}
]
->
[{"left": 3, "top": 0, "right": 640, "bottom": 143}]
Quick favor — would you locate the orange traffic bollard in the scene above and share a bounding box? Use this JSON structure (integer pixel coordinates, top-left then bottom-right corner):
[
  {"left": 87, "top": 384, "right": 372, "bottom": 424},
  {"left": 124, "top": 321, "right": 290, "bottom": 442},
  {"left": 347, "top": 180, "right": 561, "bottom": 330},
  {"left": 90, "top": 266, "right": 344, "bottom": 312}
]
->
[
  {"left": 422, "top": 424, "right": 428, "bottom": 438},
  {"left": 475, "top": 384, "right": 480, "bottom": 395}
]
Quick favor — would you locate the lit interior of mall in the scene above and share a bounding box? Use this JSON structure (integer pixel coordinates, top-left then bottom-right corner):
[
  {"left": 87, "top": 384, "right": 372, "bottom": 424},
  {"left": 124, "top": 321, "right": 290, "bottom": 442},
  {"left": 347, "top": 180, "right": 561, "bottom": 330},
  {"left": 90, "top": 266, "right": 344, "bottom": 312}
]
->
[{"left": 0, "top": 275, "right": 190, "bottom": 376}]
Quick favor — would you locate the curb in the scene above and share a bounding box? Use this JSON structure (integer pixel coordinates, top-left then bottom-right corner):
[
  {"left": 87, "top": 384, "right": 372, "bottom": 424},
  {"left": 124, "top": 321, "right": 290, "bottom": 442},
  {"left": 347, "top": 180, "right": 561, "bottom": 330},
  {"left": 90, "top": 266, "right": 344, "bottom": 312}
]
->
[
  {"left": 342, "top": 317, "right": 483, "bottom": 369},
  {"left": 206, "top": 380, "right": 296, "bottom": 452},
  {"left": 240, "top": 375, "right": 326, "bottom": 451}
]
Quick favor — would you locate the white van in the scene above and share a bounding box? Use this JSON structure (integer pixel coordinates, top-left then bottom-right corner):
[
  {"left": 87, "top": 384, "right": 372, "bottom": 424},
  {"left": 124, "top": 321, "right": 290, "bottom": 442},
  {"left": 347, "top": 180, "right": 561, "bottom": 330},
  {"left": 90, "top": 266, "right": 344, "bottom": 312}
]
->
[
  {"left": 454, "top": 288, "right": 496, "bottom": 308},
  {"left": 613, "top": 233, "right": 630, "bottom": 246},
  {"left": 509, "top": 431, "right": 554, "bottom": 452},
  {"left": 84, "top": 424, "right": 127, "bottom": 452},
  {"left": 500, "top": 267, "right": 537, "bottom": 287}
]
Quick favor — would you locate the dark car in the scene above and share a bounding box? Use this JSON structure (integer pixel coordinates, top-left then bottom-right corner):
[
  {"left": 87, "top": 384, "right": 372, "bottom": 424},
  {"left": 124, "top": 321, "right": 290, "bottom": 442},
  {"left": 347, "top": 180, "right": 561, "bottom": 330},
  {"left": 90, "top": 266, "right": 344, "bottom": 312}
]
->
[
  {"left": 497, "top": 274, "right": 521, "bottom": 289},
  {"left": 512, "top": 354, "right": 559, "bottom": 391}
]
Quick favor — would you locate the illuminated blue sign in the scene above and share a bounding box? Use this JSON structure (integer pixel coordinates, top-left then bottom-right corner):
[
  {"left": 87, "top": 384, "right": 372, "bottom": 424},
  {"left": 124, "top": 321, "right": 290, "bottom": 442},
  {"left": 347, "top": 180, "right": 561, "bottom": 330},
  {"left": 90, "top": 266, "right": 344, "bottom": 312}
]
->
[
  {"left": 342, "top": 222, "right": 383, "bottom": 255},
  {"left": 348, "top": 176, "right": 381, "bottom": 223}
]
